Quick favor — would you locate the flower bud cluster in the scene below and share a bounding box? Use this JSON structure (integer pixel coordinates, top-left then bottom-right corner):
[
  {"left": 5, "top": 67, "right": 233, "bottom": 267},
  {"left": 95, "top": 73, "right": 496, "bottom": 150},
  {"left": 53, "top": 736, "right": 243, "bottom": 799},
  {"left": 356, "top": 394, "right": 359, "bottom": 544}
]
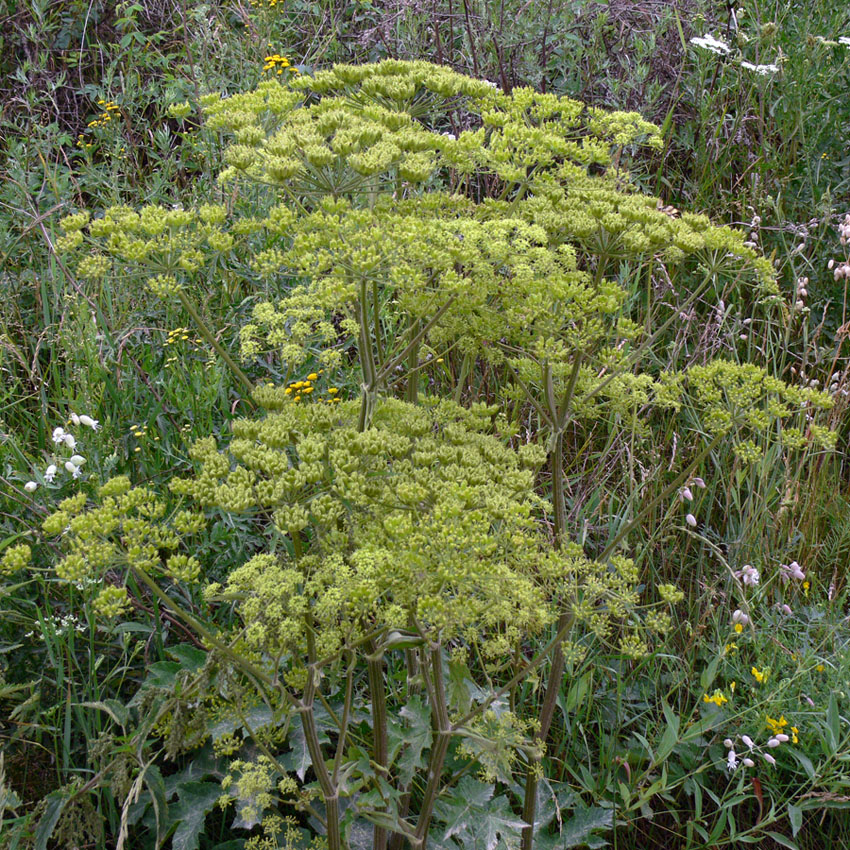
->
[{"left": 168, "top": 395, "right": 650, "bottom": 665}]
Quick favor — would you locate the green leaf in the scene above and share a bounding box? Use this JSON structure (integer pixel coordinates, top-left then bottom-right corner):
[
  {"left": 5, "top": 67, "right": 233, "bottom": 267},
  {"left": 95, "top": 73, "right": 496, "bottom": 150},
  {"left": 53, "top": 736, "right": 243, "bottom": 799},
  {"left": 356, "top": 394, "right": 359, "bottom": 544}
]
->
[
  {"left": 167, "top": 644, "right": 208, "bottom": 672},
  {"left": 169, "top": 782, "right": 222, "bottom": 850},
  {"left": 655, "top": 702, "right": 680, "bottom": 764},
  {"left": 434, "top": 776, "right": 494, "bottom": 843},
  {"left": 765, "top": 831, "right": 799, "bottom": 850},
  {"left": 699, "top": 656, "right": 721, "bottom": 692},
  {"left": 34, "top": 790, "right": 68, "bottom": 850},
  {"left": 283, "top": 714, "right": 330, "bottom": 782},
  {"left": 789, "top": 749, "right": 815, "bottom": 781},
  {"left": 142, "top": 763, "right": 168, "bottom": 846},
  {"left": 787, "top": 803, "right": 803, "bottom": 838},
  {"left": 564, "top": 672, "right": 591, "bottom": 714},
  {"left": 396, "top": 695, "right": 431, "bottom": 787},
  {"left": 825, "top": 694, "right": 841, "bottom": 754},
  {"left": 560, "top": 806, "right": 613, "bottom": 849},
  {"left": 434, "top": 779, "right": 525, "bottom": 850}
]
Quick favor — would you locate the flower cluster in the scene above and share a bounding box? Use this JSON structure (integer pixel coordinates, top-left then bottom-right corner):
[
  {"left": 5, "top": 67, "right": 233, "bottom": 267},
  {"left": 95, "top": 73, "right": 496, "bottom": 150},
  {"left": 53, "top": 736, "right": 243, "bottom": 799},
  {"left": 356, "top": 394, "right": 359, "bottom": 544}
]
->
[
  {"left": 722, "top": 715, "right": 799, "bottom": 772},
  {"left": 171, "top": 394, "right": 648, "bottom": 667},
  {"left": 262, "top": 54, "right": 298, "bottom": 75}
]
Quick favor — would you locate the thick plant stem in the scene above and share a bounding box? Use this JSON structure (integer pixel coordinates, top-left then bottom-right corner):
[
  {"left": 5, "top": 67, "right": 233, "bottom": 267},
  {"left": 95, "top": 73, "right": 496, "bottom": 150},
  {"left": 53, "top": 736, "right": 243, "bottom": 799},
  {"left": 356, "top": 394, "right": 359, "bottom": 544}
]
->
[
  {"left": 521, "top": 431, "right": 569, "bottom": 850},
  {"left": 412, "top": 649, "right": 451, "bottom": 849},
  {"left": 367, "top": 642, "right": 389, "bottom": 850},
  {"left": 301, "top": 702, "right": 343, "bottom": 850},
  {"left": 550, "top": 431, "right": 566, "bottom": 548},
  {"left": 357, "top": 279, "right": 381, "bottom": 430},
  {"left": 176, "top": 289, "right": 254, "bottom": 397}
]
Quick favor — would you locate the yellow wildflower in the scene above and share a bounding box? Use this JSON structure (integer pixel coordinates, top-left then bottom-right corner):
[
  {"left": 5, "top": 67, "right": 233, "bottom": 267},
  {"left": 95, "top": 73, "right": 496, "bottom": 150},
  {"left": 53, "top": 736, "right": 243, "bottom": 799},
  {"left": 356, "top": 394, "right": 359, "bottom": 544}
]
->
[
  {"left": 751, "top": 666, "right": 767, "bottom": 684},
  {"left": 703, "top": 689, "right": 728, "bottom": 707}
]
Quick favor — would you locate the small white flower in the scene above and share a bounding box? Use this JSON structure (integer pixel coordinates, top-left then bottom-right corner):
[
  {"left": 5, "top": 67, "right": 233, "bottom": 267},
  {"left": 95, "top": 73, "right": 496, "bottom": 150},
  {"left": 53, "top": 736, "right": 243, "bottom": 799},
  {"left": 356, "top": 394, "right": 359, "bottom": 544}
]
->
[
  {"left": 24, "top": 481, "right": 38, "bottom": 493},
  {"left": 692, "top": 477, "right": 706, "bottom": 489},
  {"left": 690, "top": 34, "right": 731, "bottom": 55},
  {"left": 741, "top": 60, "right": 779, "bottom": 75},
  {"left": 763, "top": 753, "right": 777, "bottom": 766},
  {"left": 780, "top": 561, "right": 805, "bottom": 582},
  {"left": 767, "top": 737, "right": 781, "bottom": 748},
  {"left": 44, "top": 464, "right": 57, "bottom": 483},
  {"left": 727, "top": 749, "right": 738, "bottom": 770},
  {"left": 69, "top": 454, "right": 86, "bottom": 467},
  {"left": 63, "top": 433, "right": 77, "bottom": 450},
  {"left": 741, "top": 735, "right": 754, "bottom": 749},
  {"left": 69, "top": 411, "right": 81, "bottom": 426},
  {"left": 732, "top": 609, "right": 749, "bottom": 625},
  {"left": 739, "top": 564, "right": 760, "bottom": 587},
  {"left": 781, "top": 603, "right": 793, "bottom": 615},
  {"left": 442, "top": 132, "right": 456, "bottom": 141},
  {"left": 743, "top": 758, "right": 755, "bottom": 768},
  {"left": 79, "top": 415, "right": 100, "bottom": 431},
  {"left": 682, "top": 486, "right": 694, "bottom": 502},
  {"left": 724, "top": 738, "right": 734, "bottom": 749},
  {"left": 686, "top": 513, "right": 697, "bottom": 527},
  {"left": 775, "top": 733, "right": 790, "bottom": 743},
  {"left": 64, "top": 461, "right": 82, "bottom": 479},
  {"left": 52, "top": 426, "right": 67, "bottom": 444}
]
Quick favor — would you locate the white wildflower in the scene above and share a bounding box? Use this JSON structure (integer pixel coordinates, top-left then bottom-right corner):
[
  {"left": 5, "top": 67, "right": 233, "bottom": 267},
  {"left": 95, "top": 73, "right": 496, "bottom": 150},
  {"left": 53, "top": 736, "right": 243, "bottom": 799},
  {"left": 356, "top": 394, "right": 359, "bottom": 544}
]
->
[
  {"left": 64, "top": 461, "right": 82, "bottom": 479},
  {"left": 767, "top": 737, "right": 781, "bottom": 748},
  {"left": 732, "top": 609, "right": 749, "bottom": 626},
  {"left": 69, "top": 455, "right": 86, "bottom": 467},
  {"left": 743, "top": 758, "right": 755, "bottom": 768},
  {"left": 775, "top": 733, "right": 790, "bottom": 743},
  {"left": 741, "top": 735, "right": 754, "bottom": 750},
  {"left": 738, "top": 564, "right": 760, "bottom": 587},
  {"left": 69, "top": 411, "right": 81, "bottom": 426},
  {"left": 781, "top": 603, "right": 792, "bottom": 615},
  {"left": 682, "top": 486, "right": 694, "bottom": 502},
  {"left": 52, "top": 427, "right": 67, "bottom": 444},
  {"left": 727, "top": 749, "right": 738, "bottom": 770},
  {"left": 686, "top": 513, "right": 697, "bottom": 527},
  {"left": 62, "top": 433, "right": 77, "bottom": 450},
  {"left": 690, "top": 34, "right": 731, "bottom": 55},
  {"left": 24, "top": 481, "right": 38, "bottom": 493},
  {"left": 741, "top": 61, "right": 779, "bottom": 75},
  {"left": 780, "top": 561, "right": 805, "bottom": 582},
  {"left": 79, "top": 414, "right": 100, "bottom": 431},
  {"left": 763, "top": 753, "right": 776, "bottom": 765},
  {"left": 724, "top": 738, "right": 734, "bottom": 748},
  {"left": 44, "top": 464, "right": 57, "bottom": 483}
]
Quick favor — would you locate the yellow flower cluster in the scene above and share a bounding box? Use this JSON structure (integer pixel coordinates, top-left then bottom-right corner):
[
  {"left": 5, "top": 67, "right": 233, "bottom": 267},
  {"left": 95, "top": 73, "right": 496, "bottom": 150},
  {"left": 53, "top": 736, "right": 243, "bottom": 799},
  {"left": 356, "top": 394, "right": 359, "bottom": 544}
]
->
[
  {"left": 77, "top": 99, "right": 120, "bottom": 148},
  {"left": 751, "top": 666, "right": 768, "bottom": 683},
  {"left": 703, "top": 689, "right": 729, "bottom": 707},
  {"left": 167, "top": 395, "right": 647, "bottom": 665},
  {"left": 280, "top": 372, "right": 343, "bottom": 404},
  {"left": 262, "top": 54, "right": 298, "bottom": 75}
]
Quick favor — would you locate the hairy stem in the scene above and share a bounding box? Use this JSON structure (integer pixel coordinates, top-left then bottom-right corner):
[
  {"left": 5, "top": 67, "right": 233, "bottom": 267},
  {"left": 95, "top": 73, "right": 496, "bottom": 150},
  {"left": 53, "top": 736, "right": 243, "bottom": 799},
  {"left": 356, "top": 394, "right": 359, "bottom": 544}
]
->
[
  {"left": 367, "top": 641, "right": 389, "bottom": 850},
  {"left": 412, "top": 648, "right": 451, "bottom": 848}
]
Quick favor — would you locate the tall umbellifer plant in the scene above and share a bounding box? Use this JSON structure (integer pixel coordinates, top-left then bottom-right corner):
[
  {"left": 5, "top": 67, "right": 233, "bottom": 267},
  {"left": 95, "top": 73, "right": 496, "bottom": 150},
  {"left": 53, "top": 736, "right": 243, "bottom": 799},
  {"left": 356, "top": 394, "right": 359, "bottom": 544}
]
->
[{"left": 53, "top": 60, "right": 835, "bottom": 849}]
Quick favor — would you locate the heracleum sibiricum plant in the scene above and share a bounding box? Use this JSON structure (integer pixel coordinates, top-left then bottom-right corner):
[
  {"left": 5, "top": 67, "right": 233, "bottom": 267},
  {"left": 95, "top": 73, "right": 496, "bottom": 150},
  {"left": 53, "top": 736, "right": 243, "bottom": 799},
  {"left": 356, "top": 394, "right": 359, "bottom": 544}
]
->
[
  {"left": 29, "top": 393, "right": 650, "bottom": 850},
  {"left": 49, "top": 60, "right": 837, "bottom": 849}
]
